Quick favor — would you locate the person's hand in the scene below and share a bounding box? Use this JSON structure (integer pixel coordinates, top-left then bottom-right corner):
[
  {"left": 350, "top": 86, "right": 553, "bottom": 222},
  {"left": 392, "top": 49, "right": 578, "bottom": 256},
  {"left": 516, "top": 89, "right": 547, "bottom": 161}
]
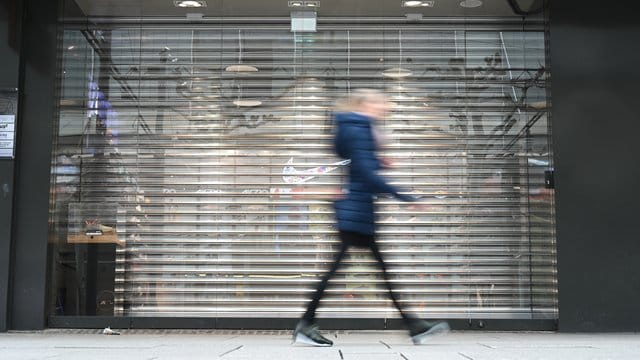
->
[
  {"left": 380, "top": 156, "right": 395, "bottom": 168},
  {"left": 398, "top": 194, "right": 429, "bottom": 211}
]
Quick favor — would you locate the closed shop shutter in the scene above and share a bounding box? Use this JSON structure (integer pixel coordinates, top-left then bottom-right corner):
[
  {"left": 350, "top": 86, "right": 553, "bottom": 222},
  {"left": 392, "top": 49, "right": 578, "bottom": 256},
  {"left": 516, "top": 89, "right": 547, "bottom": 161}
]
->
[{"left": 52, "top": 19, "right": 557, "bottom": 320}]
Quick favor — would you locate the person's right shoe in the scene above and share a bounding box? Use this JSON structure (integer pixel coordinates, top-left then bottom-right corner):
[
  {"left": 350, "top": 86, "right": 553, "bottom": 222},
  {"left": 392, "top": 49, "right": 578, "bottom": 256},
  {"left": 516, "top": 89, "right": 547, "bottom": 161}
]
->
[
  {"left": 293, "top": 320, "right": 333, "bottom": 347},
  {"left": 410, "top": 320, "right": 450, "bottom": 345}
]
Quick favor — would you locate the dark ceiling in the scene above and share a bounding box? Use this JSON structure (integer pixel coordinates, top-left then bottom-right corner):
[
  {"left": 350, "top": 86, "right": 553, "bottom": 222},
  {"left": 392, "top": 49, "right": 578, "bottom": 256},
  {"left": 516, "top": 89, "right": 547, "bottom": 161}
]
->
[{"left": 72, "top": 0, "right": 541, "bottom": 18}]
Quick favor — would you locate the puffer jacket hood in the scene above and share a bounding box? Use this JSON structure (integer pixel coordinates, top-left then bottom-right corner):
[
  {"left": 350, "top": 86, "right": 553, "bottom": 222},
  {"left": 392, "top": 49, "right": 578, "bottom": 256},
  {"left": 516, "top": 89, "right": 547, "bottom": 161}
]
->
[{"left": 333, "top": 112, "right": 370, "bottom": 159}]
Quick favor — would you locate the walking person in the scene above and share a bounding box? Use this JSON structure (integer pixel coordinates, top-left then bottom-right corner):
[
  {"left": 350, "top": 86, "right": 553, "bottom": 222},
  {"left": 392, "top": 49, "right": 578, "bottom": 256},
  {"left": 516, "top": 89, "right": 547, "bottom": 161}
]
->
[{"left": 293, "top": 89, "right": 450, "bottom": 346}]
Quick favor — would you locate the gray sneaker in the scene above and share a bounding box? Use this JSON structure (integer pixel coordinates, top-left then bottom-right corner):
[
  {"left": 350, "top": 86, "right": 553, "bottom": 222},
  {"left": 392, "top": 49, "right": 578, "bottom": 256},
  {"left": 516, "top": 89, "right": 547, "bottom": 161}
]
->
[
  {"left": 410, "top": 321, "right": 450, "bottom": 345},
  {"left": 293, "top": 321, "right": 333, "bottom": 347}
]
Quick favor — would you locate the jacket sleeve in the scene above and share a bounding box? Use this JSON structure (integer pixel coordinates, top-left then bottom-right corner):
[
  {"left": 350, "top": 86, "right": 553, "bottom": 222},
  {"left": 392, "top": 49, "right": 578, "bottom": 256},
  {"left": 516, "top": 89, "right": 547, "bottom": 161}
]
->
[{"left": 349, "top": 130, "right": 414, "bottom": 202}]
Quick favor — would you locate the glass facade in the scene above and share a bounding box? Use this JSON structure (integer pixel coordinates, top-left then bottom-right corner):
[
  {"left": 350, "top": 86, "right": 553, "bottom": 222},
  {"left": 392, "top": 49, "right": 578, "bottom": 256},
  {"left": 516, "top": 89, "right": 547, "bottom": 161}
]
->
[{"left": 48, "top": 16, "right": 556, "bottom": 320}]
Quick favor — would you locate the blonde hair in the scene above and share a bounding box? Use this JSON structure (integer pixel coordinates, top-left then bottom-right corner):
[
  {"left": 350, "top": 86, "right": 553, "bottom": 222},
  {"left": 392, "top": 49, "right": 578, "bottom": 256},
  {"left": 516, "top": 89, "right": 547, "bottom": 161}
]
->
[
  {"left": 333, "top": 89, "right": 390, "bottom": 149},
  {"left": 333, "top": 88, "right": 387, "bottom": 112}
]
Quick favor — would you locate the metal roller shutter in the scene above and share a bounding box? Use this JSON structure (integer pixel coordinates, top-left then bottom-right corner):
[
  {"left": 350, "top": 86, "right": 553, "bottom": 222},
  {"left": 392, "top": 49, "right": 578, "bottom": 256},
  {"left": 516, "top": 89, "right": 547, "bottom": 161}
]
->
[{"left": 52, "top": 19, "right": 557, "bottom": 320}]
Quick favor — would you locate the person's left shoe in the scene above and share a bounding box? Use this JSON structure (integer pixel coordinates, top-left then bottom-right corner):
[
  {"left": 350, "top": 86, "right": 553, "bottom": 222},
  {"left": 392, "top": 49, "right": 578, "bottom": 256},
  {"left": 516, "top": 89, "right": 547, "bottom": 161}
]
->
[
  {"left": 410, "top": 320, "right": 450, "bottom": 345},
  {"left": 293, "top": 320, "right": 333, "bottom": 347}
]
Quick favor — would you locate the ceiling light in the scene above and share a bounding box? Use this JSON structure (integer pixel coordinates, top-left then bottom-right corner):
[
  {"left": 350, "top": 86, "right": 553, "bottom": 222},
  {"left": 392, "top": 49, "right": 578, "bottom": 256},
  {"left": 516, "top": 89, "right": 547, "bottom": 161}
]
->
[
  {"left": 288, "top": 1, "right": 303, "bottom": 6},
  {"left": 304, "top": 1, "right": 320, "bottom": 7},
  {"left": 459, "top": 0, "right": 482, "bottom": 8},
  {"left": 174, "top": 0, "right": 207, "bottom": 8},
  {"left": 402, "top": 1, "right": 434, "bottom": 7},
  {"left": 225, "top": 64, "right": 259, "bottom": 72},
  {"left": 390, "top": 95, "right": 416, "bottom": 100},
  {"left": 233, "top": 99, "right": 262, "bottom": 107},
  {"left": 382, "top": 67, "right": 413, "bottom": 78},
  {"left": 225, "top": 30, "right": 259, "bottom": 73},
  {"left": 383, "top": 30, "right": 411, "bottom": 79}
]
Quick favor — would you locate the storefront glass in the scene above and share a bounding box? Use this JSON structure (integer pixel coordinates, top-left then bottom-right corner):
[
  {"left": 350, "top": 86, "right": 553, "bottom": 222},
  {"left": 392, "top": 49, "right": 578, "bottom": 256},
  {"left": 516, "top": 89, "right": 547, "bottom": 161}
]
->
[{"left": 48, "top": 10, "right": 556, "bottom": 320}]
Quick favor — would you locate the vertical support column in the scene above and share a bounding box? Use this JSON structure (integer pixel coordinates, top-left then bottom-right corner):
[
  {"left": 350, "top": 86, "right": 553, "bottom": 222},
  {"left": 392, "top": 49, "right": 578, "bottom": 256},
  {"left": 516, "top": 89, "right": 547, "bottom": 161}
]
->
[
  {"left": 0, "top": 0, "right": 22, "bottom": 333},
  {"left": 9, "top": 0, "right": 63, "bottom": 330},
  {"left": 550, "top": 0, "right": 640, "bottom": 331}
]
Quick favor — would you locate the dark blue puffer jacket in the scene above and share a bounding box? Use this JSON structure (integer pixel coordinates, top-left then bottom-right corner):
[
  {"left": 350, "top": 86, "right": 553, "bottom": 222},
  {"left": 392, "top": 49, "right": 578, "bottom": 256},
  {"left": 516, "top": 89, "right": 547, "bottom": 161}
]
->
[{"left": 333, "top": 112, "right": 412, "bottom": 235}]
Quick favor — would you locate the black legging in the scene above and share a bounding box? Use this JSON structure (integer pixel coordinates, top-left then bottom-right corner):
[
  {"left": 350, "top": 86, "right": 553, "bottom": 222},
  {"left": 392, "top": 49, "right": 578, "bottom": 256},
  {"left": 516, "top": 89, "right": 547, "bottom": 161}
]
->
[{"left": 302, "top": 231, "right": 417, "bottom": 326}]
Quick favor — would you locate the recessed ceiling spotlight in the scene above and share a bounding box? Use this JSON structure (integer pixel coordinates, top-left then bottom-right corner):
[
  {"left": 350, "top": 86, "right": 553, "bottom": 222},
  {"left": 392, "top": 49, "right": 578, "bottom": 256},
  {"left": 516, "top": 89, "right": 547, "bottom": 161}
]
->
[
  {"left": 290, "top": 1, "right": 319, "bottom": 8},
  {"left": 402, "top": 1, "right": 434, "bottom": 7},
  {"left": 174, "top": 0, "right": 207, "bottom": 8},
  {"left": 460, "top": 0, "right": 482, "bottom": 8}
]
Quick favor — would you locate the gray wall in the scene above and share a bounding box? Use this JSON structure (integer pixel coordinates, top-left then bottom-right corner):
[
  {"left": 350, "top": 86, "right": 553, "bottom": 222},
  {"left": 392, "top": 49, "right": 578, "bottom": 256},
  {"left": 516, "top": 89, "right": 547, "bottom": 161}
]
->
[{"left": 550, "top": 1, "right": 640, "bottom": 331}]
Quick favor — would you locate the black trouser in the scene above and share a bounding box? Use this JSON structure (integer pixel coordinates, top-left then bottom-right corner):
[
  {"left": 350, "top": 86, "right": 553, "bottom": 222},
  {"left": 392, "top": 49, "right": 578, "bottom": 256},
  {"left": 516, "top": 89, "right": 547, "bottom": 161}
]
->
[{"left": 301, "top": 230, "right": 418, "bottom": 328}]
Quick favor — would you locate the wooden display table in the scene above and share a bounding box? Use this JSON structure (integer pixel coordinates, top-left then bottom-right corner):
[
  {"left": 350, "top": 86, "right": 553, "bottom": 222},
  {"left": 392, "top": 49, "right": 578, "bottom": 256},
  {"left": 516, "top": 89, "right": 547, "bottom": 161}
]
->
[{"left": 67, "top": 233, "right": 125, "bottom": 247}]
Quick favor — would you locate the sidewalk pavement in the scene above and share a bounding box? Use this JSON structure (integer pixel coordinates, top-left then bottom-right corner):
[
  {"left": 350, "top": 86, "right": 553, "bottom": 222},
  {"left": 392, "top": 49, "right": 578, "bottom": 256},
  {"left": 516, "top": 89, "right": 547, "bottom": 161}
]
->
[{"left": 1, "top": 329, "right": 639, "bottom": 360}]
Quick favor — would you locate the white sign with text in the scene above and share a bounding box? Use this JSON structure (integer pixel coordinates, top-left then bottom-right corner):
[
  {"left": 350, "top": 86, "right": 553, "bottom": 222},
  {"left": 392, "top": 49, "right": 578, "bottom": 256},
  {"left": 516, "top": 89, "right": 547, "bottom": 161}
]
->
[{"left": 0, "top": 115, "right": 16, "bottom": 158}]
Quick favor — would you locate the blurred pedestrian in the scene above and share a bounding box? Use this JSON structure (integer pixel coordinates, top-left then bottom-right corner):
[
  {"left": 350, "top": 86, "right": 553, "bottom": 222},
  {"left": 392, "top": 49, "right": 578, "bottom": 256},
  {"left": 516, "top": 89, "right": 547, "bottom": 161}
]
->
[{"left": 293, "top": 89, "right": 450, "bottom": 346}]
